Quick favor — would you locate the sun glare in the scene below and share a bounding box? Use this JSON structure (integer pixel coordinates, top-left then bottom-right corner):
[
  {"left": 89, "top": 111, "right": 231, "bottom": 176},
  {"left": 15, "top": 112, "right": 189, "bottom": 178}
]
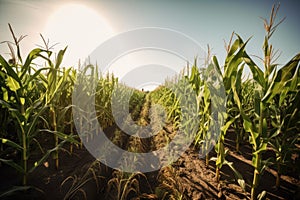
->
[{"left": 43, "top": 3, "right": 113, "bottom": 68}]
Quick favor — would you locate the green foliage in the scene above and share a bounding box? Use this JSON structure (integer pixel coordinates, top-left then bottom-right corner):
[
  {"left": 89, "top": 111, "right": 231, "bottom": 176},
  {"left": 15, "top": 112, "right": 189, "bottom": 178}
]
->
[
  {"left": 1, "top": 4, "right": 299, "bottom": 199},
  {"left": 0, "top": 25, "right": 79, "bottom": 187},
  {"left": 221, "top": 4, "right": 300, "bottom": 199}
]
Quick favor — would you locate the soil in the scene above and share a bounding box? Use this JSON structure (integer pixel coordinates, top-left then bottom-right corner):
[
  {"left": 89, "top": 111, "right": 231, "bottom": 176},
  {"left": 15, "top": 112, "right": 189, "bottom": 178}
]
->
[
  {"left": 1, "top": 93, "right": 299, "bottom": 200},
  {"left": 1, "top": 134, "right": 300, "bottom": 200}
]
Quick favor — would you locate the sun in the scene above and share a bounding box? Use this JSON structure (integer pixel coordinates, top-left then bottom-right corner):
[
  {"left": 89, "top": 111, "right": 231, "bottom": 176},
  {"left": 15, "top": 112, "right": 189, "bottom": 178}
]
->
[{"left": 43, "top": 3, "right": 114, "bottom": 68}]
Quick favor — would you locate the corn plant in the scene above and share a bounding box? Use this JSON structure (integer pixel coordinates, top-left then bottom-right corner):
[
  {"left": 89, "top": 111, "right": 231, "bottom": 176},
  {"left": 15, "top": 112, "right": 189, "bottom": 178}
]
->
[
  {"left": 37, "top": 34, "right": 79, "bottom": 169},
  {"left": 192, "top": 37, "right": 246, "bottom": 191},
  {"left": 230, "top": 4, "right": 300, "bottom": 199},
  {"left": 268, "top": 72, "right": 300, "bottom": 188},
  {"left": 234, "top": 79, "right": 255, "bottom": 152},
  {"left": 194, "top": 80, "right": 211, "bottom": 165},
  {"left": 156, "top": 166, "right": 186, "bottom": 200},
  {"left": 0, "top": 25, "right": 52, "bottom": 186},
  {"left": 95, "top": 71, "right": 122, "bottom": 129},
  {"left": 61, "top": 161, "right": 105, "bottom": 200},
  {"left": 106, "top": 171, "right": 151, "bottom": 200},
  {"left": 0, "top": 25, "right": 79, "bottom": 189},
  {"left": 245, "top": 51, "right": 300, "bottom": 199},
  {"left": 73, "top": 63, "right": 102, "bottom": 146},
  {"left": 218, "top": 45, "right": 243, "bottom": 175},
  {"left": 150, "top": 85, "right": 180, "bottom": 127},
  {"left": 57, "top": 67, "right": 78, "bottom": 153},
  {"left": 189, "top": 61, "right": 217, "bottom": 167},
  {"left": 129, "top": 90, "right": 146, "bottom": 121},
  {"left": 264, "top": 42, "right": 300, "bottom": 189}
]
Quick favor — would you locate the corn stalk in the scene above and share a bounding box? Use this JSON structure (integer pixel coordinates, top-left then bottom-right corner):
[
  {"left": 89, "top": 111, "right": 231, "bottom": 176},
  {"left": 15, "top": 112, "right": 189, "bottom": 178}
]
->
[
  {"left": 233, "top": 4, "right": 300, "bottom": 199},
  {"left": 211, "top": 34, "right": 246, "bottom": 188},
  {"left": 0, "top": 24, "right": 51, "bottom": 185}
]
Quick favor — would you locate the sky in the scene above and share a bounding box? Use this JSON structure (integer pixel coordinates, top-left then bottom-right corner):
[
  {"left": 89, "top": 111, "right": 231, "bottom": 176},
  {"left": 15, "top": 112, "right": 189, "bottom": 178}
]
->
[{"left": 0, "top": 0, "right": 299, "bottom": 90}]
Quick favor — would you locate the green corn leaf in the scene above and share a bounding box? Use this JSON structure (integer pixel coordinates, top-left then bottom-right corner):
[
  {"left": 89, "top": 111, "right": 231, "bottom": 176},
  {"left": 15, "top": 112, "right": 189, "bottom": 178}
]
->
[
  {"left": 231, "top": 76, "right": 242, "bottom": 110},
  {"left": 37, "top": 52, "right": 53, "bottom": 68},
  {"left": 253, "top": 142, "right": 268, "bottom": 156},
  {"left": 268, "top": 64, "right": 278, "bottom": 78},
  {"left": 212, "top": 56, "right": 222, "bottom": 76},
  {"left": 262, "top": 53, "right": 300, "bottom": 103},
  {"left": 2, "top": 87, "right": 9, "bottom": 101},
  {"left": 0, "top": 99, "right": 12, "bottom": 110},
  {"left": 226, "top": 36, "right": 250, "bottom": 78},
  {"left": 0, "top": 54, "right": 21, "bottom": 84},
  {"left": 288, "top": 66, "right": 298, "bottom": 90},
  {"left": 243, "top": 53, "right": 265, "bottom": 89},
  {"left": 221, "top": 114, "right": 240, "bottom": 133},
  {"left": 28, "top": 141, "right": 66, "bottom": 173},
  {"left": 25, "top": 67, "right": 50, "bottom": 87},
  {"left": 55, "top": 46, "right": 67, "bottom": 69},
  {"left": 254, "top": 101, "right": 260, "bottom": 119},
  {"left": 0, "top": 158, "right": 24, "bottom": 173},
  {"left": 27, "top": 103, "right": 48, "bottom": 136},
  {"left": 0, "top": 186, "right": 43, "bottom": 198},
  {"left": 21, "top": 48, "right": 45, "bottom": 80},
  {"left": 263, "top": 36, "right": 269, "bottom": 60},
  {"left": 225, "top": 39, "right": 240, "bottom": 63},
  {"left": 252, "top": 154, "right": 258, "bottom": 169},
  {"left": 1, "top": 138, "right": 23, "bottom": 150},
  {"left": 242, "top": 112, "right": 258, "bottom": 149},
  {"left": 279, "top": 66, "right": 299, "bottom": 106},
  {"left": 223, "top": 39, "right": 247, "bottom": 92},
  {"left": 224, "top": 160, "right": 245, "bottom": 191},
  {"left": 236, "top": 64, "right": 244, "bottom": 92},
  {"left": 6, "top": 75, "right": 20, "bottom": 92},
  {"left": 41, "top": 129, "right": 79, "bottom": 144},
  {"left": 20, "top": 97, "right": 25, "bottom": 105}
]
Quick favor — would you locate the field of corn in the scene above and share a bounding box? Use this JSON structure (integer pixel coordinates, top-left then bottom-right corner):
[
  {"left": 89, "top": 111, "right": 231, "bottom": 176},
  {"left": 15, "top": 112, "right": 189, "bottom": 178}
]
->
[{"left": 0, "top": 5, "right": 299, "bottom": 200}]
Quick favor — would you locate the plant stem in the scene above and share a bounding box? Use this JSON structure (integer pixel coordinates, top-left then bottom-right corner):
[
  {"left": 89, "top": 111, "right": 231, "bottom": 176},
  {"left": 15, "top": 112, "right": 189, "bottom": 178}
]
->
[
  {"left": 251, "top": 102, "right": 264, "bottom": 200},
  {"left": 70, "top": 118, "right": 73, "bottom": 154},
  {"left": 276, "top": 162, "right": 281, "bottom": 189},
  {"left": 236, "top": 127, "right": 240, "bottom": 152},
  {"left": 205, "top": 154, "right": 209, "bottom": 166},
  {"left": 251, "top": 167, "right": 259, "bottom": 200},
  {"left": 22, "top": 130, "right": 27, "bottom": 186},
  {"left": 51, "top": 106, "right": 59, "bottom": 169},
  {"left": 21, "top": 104, "right": 27, "bottom": 186},
  {"left": 216, "top": 167, "right": 220, "bottom": 182},
  {"left": 251, "top": 150, "right": 261, "bottom": 200}
]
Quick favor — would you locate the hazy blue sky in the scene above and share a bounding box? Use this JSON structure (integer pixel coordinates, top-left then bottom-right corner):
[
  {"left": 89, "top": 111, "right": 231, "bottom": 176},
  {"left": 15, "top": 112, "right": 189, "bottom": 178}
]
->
[{"left": 0, "top": 0, "right": 299, "bottom": 89}]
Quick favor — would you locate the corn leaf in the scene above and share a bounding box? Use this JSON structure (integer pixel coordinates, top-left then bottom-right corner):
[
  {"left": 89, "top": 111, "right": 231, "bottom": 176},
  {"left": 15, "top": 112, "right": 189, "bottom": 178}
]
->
[
  {"left": 21, "top": 48, "right": 45, "bottom": 80},
  {"left": 6, "top": 76, "right": 20, "bottom": 92},
  {"left": 224, "top": 160, "right": 245, "bottom": 191},
  {"left": 1, "top": 138, "right": 23, "bottom": 150},
  {"left": 55, "top": 46, "right": 67, "bottom": 69},
  {"left": 0, "top": 158, "right": 24, "bottom": 173},
  {"left": 0, "top": 54, "right": 21, "bottom": 84},
  {"left": 262, "top": 53, "right": 300, "bottom": 103}
]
